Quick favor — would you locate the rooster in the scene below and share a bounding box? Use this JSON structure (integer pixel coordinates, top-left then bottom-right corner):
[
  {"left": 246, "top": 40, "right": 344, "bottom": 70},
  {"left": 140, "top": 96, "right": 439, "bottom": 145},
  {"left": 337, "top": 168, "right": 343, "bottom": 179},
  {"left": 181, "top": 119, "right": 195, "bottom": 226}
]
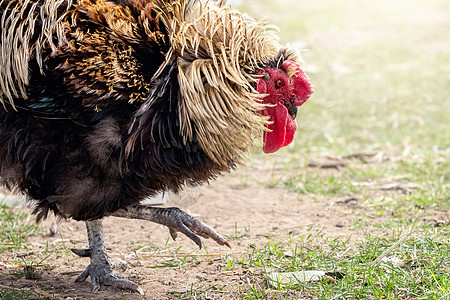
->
[{"left": 0, "top": 0, "right": 313, "bottom": 294}]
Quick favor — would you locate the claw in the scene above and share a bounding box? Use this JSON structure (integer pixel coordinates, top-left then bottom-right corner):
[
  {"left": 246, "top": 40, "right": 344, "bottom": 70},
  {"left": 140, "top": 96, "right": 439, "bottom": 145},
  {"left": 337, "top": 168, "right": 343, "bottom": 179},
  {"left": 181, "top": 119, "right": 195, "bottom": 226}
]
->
[
  {"left": 189, "top": 219, "right": 231, "bottom": 248},
  {"left": 169, "top": 228, "right": 178, "bottom": 241},
  {"left": 136, "top": 286, "right": 145, "bottom": 295},
  {"left": 71, "top": 248, "right": 92, "bottom": 257}
]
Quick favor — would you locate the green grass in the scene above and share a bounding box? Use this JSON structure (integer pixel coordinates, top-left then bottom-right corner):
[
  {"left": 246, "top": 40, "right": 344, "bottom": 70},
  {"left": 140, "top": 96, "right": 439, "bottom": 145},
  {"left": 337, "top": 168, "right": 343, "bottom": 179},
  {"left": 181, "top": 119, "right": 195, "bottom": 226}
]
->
[
  {"left": 176, "top": 225, "right": 449, "bottom": 299},
  {"left": 0, "top": 287, "right": 42, "bottom": 300},
  {"left": 0, "top": 204, "right": 41, "bottom": 253},
  {"left": 241, "top": 227, "right": 449, "bottom": 299},
  {"left": 0, "top": 205, "right": 45, "bottom": 299}
]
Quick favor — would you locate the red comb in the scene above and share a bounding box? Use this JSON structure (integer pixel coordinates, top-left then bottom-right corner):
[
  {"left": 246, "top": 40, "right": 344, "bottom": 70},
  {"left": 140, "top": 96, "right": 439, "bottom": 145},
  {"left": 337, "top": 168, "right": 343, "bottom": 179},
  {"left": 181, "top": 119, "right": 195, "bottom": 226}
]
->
[{"left": 283, "top": 60, "right": 314, "bottom": 106}]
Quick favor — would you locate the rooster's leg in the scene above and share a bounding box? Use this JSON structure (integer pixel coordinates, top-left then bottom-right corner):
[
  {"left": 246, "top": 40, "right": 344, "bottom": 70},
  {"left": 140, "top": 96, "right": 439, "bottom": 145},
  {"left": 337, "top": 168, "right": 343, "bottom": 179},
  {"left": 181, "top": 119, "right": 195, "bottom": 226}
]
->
[
  {"left": 74, "top": 219, "right": 144, "bottom": 294},
  {"left": 111, "top": 205, "right": 231, "bottom": 249}
]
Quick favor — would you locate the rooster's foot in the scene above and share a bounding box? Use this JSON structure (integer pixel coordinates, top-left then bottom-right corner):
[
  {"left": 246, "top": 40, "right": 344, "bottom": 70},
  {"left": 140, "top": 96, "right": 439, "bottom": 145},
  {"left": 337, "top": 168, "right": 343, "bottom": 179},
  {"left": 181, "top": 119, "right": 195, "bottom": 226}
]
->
[
  {"left": 77, "top": 219, "right": 144, "bottom": 294},
  {"left": 76, "top": 262, "right": 143, "bottom": 294},
  {"left": 112, "top": 205, "right": 231, "bottom": 249}
]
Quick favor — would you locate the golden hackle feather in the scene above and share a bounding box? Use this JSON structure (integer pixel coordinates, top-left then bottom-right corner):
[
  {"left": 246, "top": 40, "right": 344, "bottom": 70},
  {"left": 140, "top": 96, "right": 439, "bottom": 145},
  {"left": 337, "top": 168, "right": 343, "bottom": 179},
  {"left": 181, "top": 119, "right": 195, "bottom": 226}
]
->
[
  {"left": 153, "top": 0, "right": 281, "bottom": 167},
  {"left": 0, "top": 0, "right": 72, "bottom": 110}
]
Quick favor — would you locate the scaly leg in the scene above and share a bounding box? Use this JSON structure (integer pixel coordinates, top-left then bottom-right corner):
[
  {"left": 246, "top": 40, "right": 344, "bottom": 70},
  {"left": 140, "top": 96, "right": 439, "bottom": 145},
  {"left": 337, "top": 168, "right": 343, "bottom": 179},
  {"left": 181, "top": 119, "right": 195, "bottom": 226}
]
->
[
  {"left": 110, "top": 205, "right": 231, "bottom": 249},
  {"left": 74, "top": 219, "right": 143, "bottom": 294}
]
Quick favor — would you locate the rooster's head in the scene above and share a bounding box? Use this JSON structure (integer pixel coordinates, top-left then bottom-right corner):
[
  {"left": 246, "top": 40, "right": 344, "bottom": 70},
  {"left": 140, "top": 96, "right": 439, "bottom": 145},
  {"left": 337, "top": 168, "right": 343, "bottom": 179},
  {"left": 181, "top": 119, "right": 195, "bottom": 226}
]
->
[{"left": 257, "top": 54, "right": 314, "bottom": 153}]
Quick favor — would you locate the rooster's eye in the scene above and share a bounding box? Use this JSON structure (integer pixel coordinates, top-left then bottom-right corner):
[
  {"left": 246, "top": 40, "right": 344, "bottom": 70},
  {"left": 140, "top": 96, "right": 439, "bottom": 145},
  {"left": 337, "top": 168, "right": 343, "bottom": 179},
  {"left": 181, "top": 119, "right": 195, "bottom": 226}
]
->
[{"left": 275, "top": 79, "right": 285, "bottom": 88}]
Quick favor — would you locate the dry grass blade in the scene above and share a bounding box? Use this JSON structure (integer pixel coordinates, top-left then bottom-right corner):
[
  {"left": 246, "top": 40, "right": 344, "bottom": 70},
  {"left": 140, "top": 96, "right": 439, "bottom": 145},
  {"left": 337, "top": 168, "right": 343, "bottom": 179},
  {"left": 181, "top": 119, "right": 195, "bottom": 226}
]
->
[{"left": 370, "top": 231, "right": 414, "bottom": 267}]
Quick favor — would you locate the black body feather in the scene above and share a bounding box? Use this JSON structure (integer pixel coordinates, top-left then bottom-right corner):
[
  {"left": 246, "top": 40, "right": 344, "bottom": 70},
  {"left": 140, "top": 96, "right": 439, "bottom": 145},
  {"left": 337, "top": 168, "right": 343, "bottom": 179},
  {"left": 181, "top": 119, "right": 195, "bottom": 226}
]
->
[{"left": 0, "top": 0, "right": 226, "bottom": 221}]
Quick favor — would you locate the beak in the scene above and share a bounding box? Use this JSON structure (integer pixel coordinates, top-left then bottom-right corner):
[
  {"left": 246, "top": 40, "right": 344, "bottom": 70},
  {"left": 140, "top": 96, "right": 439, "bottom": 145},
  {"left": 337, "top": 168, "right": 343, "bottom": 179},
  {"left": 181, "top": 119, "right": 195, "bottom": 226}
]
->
[
  {"left": 288, "top": 104, "right": 298, "bottom": 119},
  {"left": 284, "top": 96, "right": 298, "bottom": 119}
]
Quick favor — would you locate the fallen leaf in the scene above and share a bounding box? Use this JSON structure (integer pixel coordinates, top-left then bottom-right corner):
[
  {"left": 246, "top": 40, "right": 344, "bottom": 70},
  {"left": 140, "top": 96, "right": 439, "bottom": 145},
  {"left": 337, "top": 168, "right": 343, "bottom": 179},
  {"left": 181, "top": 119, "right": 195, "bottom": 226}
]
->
[
  {"left": 335, "top": 197, "right": 359, "bottom": 207},
  {"left": 379, "top": 182, "right": 420, "bottom": 194},
  {"left": 267, "top": 270, "right": 326, "bottom": 287},
  {"left": 308, "top": 158, "right": 347, "bottom": 169}
]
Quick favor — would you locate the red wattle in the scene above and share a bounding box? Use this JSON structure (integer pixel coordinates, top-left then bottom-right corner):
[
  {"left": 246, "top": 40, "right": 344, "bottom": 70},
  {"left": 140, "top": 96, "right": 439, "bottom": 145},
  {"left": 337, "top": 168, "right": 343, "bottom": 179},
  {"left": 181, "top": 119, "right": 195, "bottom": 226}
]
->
[{"left": 262, "top": 102, "right": 297, "bottom": 153}]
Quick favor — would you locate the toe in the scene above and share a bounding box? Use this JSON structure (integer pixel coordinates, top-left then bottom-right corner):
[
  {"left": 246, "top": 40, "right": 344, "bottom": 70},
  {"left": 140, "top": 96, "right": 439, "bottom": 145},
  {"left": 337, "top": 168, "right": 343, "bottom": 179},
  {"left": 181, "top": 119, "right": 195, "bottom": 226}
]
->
[
  {"left": 75, "top": 267, "right": 90, "bottom": 283},
  {"left": 91, "top": 275, "right": 101, "bottom": 293},
  {"left": 106, "top": 275, "right": 143, "bottom": 294}
]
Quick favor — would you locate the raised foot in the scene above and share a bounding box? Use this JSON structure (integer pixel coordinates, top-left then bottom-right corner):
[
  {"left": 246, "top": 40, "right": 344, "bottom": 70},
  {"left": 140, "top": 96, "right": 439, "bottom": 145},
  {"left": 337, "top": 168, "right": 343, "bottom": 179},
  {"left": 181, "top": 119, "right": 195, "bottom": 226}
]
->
[
  {"left": 112, "top": 206, "right": 232, "bottom": 249},
  {"left": 75, "top": 263, "right": 144, "bottom": 295},
  {"left": 164, "top": 207, "right": 231, "bottom": 249}
]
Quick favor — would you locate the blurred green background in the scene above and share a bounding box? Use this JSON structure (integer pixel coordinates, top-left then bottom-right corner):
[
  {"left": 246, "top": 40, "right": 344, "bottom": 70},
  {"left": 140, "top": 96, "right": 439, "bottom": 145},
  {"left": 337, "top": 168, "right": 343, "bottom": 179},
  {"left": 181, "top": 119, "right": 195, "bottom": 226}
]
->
[{"left": 236, "top": 0, "right": 449, "bottom": 209}]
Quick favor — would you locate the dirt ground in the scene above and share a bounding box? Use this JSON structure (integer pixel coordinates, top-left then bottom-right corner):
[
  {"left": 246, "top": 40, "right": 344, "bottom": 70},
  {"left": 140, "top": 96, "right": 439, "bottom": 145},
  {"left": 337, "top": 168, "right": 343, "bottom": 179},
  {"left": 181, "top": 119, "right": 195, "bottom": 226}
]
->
[
  {"left": 0, "top": 163, "right": 363, "bottom": 299},
  {"left": 0, "top": 160, "right": 446, "bottom": 299}
]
